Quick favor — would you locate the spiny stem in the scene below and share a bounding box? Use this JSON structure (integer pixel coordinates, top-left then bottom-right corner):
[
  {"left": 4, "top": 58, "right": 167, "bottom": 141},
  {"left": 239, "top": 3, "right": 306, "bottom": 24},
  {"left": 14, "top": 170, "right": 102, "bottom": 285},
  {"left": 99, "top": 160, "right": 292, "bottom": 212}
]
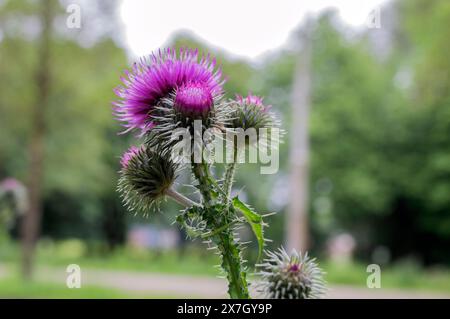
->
[
  {"left": 216, "top": 229, "right": 249, "bottom": 299},
  {"left": 192, "top": 161, "right": 250, "bottom": 299},
  {"left": 192, "top": 162, "right": 213, "bottom": 205},
  {"left": 200, "top": 220, "right": 236, "bottom": 239},
  {"left": 224, "top": 147, "right": 239, "bottom": 200},
  {"left": 224, "top": 163, "right": 236, "bottom": 200},
  {"left": 166, "top": 188, "right": 200, "bottom": 208}
]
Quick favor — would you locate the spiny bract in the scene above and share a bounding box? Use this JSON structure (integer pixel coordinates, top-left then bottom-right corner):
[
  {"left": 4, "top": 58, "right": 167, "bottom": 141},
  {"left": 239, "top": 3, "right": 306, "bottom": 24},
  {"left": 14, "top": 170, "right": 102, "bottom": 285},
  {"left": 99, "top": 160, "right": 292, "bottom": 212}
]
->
[
  {"left": 228, "top": 94, "right": 279, "bottom": 132},
  {"left": 117, "top": 145, "right": 178, "bottom": 215}
]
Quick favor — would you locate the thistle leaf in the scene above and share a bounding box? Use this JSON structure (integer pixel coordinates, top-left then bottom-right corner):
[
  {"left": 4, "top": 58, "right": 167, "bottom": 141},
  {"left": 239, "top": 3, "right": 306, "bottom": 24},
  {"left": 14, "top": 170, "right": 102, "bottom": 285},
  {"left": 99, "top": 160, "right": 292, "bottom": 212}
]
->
[{"left": 232, "top": 196, "right": 264, "bottom": 261}]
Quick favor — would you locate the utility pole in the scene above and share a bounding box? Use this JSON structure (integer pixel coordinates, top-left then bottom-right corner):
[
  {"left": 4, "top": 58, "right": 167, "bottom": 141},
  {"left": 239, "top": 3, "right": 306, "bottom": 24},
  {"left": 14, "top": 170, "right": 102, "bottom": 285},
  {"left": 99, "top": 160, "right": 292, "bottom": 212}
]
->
[
  {"left": 287, "top": 21, "right": 313, "bottom": 253},
  {"left": 21, "top": 0, "right": 52, "bottom": 279}
]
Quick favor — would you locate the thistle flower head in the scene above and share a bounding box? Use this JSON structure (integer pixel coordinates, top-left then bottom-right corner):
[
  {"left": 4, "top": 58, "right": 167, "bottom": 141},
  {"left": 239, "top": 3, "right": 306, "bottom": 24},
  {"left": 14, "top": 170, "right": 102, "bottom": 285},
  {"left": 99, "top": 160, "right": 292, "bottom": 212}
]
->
[
  {"left": 145, "top": 83, "right": 228, "bottom": 151},
  {"left": 117, "top": 145, "right": 178, "bottom": 215},
  {"left": 228, "top": 93, "right": 278, "bottom": 131},
  {"left": 256, "top": 247, "right": 326, "bottom": 299},
  {"left": 174, "top": 82, "right": 214, "bottom": 119},
  {"left": 113, "top": 48, "right": 224, "bottom": 135}
]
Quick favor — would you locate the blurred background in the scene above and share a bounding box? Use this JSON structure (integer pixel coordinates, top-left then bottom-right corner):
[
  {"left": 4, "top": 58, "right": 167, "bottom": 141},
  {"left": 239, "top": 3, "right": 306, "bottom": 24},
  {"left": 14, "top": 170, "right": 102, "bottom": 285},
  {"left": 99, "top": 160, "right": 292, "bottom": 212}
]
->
[{"left": 0, "top": 0, "right": 449, "bottom": 298}]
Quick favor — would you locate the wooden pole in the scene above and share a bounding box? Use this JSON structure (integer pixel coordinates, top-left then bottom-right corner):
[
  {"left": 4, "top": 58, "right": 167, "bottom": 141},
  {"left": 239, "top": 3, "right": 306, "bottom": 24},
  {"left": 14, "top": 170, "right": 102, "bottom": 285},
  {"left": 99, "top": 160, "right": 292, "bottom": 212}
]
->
[{"left": 287, "top": 22, "right": 312, "bottom": 253}]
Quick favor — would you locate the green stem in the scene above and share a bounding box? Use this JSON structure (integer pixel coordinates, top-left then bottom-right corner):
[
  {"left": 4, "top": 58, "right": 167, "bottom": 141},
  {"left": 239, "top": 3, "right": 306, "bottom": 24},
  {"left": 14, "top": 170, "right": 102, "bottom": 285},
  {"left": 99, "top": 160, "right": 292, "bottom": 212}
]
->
[
  {"left": 223, "top": 148, "right": 239, "bottom": 200},
  {"left": 192, "top": 162, "right": 213, "bottom": 205},
  {"left": 200, "top": 221, "right": 235, "bottom": 239},
  {"left": 166, "top": 188, "right": 200, "bottom": 208},
  {"left": 192, "top": 161, "right": 250, "bottom": 299},
  {"left": 216, "top": 229, "right": 250, "bottom": 299}
]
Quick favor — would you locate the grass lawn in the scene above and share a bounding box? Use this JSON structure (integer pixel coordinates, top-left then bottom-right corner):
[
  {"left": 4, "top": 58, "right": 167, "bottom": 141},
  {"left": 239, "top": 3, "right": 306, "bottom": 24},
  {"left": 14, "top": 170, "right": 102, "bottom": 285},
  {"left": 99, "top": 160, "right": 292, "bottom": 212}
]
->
[
  {"left": 322, "top": 261, "right": 450, "bottom": 293},
  {"left": 1, "top": 241, "right": 220, "bottom": 276},
  {"left": 34, "top": 247, "right": 220, "bottom": 277},
  {"left": 0, "top": 276, "right": 138, "bottom": 298}
]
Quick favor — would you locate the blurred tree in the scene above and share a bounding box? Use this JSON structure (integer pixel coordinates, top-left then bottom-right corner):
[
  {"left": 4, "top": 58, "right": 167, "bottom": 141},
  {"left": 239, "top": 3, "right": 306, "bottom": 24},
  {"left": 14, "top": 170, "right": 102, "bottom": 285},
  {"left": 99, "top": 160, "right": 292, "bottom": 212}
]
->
[
  {"left": 242, "top": 7, "right": 450, "bottom": 265},
  {"left": 0, "top": 0, "right": 128, "bottom": 276},
  {"left": 382, "top": 0, "right": 450, "bottom": 263},
  {"left": 309, "top": 11, "right": 396, "bottom": 245},
  {"left": 303, "top": 4, "right": 450, "bottom": 263},
  {"left": 21, "top": 0, "right": 53, "bottom": 280}
]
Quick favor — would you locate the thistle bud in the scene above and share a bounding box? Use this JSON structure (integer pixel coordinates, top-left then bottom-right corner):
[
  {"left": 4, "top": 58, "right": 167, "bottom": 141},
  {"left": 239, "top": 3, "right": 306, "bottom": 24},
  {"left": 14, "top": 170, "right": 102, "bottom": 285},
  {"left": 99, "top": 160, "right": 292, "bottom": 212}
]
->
[
  {"left": 118, "top": 145, "right": 178, "bottom": 214},
  {"left": 174, "top": 82, "right": 214, "bottom": 120},
  {"left": 256, "top": 247, "right": 326, "bottom": 299},
  {"left": 144, "top": 80, "right": 228, "bottom": 151},
  {"left": 228, "top": 94, "right": 278, "bottom": 132}
]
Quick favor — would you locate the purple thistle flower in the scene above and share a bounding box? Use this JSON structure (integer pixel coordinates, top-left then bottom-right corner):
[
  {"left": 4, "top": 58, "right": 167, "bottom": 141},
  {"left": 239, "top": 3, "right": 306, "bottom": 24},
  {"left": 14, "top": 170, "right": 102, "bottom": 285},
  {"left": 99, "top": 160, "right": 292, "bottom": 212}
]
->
[
  {"left": 120, "top": 145, "right": 140, "bottom": 169},
  {"left": 113, "top": 48, "right": 224, "bottom": 135},
  {"left": 174, "top": 82, "right": 214, "bottom": 119}
]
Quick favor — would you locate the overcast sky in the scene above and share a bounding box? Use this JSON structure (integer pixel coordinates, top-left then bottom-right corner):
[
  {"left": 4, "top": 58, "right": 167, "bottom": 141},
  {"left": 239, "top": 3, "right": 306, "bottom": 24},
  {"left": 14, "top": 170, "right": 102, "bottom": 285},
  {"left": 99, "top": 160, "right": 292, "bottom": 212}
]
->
[{"left": 119, "top": 0, "right": 388, "bottom": 60}]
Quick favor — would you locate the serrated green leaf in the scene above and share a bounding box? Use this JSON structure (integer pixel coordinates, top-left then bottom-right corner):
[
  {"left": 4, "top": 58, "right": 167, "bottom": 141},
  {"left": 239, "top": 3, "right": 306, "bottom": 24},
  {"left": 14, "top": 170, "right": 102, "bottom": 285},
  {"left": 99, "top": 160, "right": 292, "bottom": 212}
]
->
[{"left": 232, "top": 196, "right": 264, "bottom": 261}]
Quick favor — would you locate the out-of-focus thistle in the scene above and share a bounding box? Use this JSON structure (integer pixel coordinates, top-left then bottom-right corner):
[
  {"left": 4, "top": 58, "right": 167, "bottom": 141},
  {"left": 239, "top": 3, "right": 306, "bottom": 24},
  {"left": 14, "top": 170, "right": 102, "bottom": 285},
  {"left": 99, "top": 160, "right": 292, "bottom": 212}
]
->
[
  {"left": 0, "top": 178, "right": 28, "bottom": 229},
  {"left": 256, "top": 247, "right": 326, "bottom": 299}
]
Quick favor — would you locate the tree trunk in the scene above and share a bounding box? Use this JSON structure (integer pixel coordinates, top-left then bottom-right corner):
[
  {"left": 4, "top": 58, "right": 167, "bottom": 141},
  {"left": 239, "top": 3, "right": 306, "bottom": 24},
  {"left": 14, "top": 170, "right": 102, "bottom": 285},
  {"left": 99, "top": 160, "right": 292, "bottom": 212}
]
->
[
  {"left": 21, "top": 0, "right": 52, "bottom": 280},
  {"left": 287, "top": 22, "right": 312, "bottom": 253}
]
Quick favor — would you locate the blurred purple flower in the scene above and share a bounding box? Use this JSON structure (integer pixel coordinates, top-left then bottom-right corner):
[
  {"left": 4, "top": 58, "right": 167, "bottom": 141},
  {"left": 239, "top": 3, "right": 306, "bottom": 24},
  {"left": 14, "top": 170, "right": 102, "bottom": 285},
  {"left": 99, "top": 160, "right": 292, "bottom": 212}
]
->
[
  {"left": 113, "top": 48, "right": 224, "bottom": 135},
  {"left": 0, "top": 178, "right": 20, "bottom": 192}
]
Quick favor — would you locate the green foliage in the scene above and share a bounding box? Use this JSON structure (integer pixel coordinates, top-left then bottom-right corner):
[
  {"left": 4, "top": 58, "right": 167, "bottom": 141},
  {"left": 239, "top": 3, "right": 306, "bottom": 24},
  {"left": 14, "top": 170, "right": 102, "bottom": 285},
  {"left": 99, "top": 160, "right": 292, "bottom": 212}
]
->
[
  {"left": 232, "top": 196, "right": 264, "bottom": 261},
  {"left": 0, "top": 273, "right": 141, "bottom": 298},
  {"left": 249, "top": 5, "right": 450, "bottom": 263},
  {"left": 0, "top": 1, "right": 128, "bottom": 242}
]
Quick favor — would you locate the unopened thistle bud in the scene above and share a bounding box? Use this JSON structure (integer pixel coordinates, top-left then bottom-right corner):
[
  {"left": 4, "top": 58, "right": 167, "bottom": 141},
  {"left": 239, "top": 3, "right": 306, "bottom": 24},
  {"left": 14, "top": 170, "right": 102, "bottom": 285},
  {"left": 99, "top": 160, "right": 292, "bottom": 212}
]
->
[
  {"left": 118, "top": 145, "right": 178, "bottom": 215},
  {"left": 256, "top": 247, "right": 326, "bottom": 299},
  {"left": 228, "top": 94, "right": 279, "bottom": 132}
]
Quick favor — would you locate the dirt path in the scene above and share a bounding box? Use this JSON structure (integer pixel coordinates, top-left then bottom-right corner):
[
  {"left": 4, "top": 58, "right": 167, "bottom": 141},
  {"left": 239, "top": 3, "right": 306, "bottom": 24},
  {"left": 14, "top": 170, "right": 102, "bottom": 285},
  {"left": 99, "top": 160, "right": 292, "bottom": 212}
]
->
[{"left": 1, "top": 264, "right": 449, "bottom": 298}]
